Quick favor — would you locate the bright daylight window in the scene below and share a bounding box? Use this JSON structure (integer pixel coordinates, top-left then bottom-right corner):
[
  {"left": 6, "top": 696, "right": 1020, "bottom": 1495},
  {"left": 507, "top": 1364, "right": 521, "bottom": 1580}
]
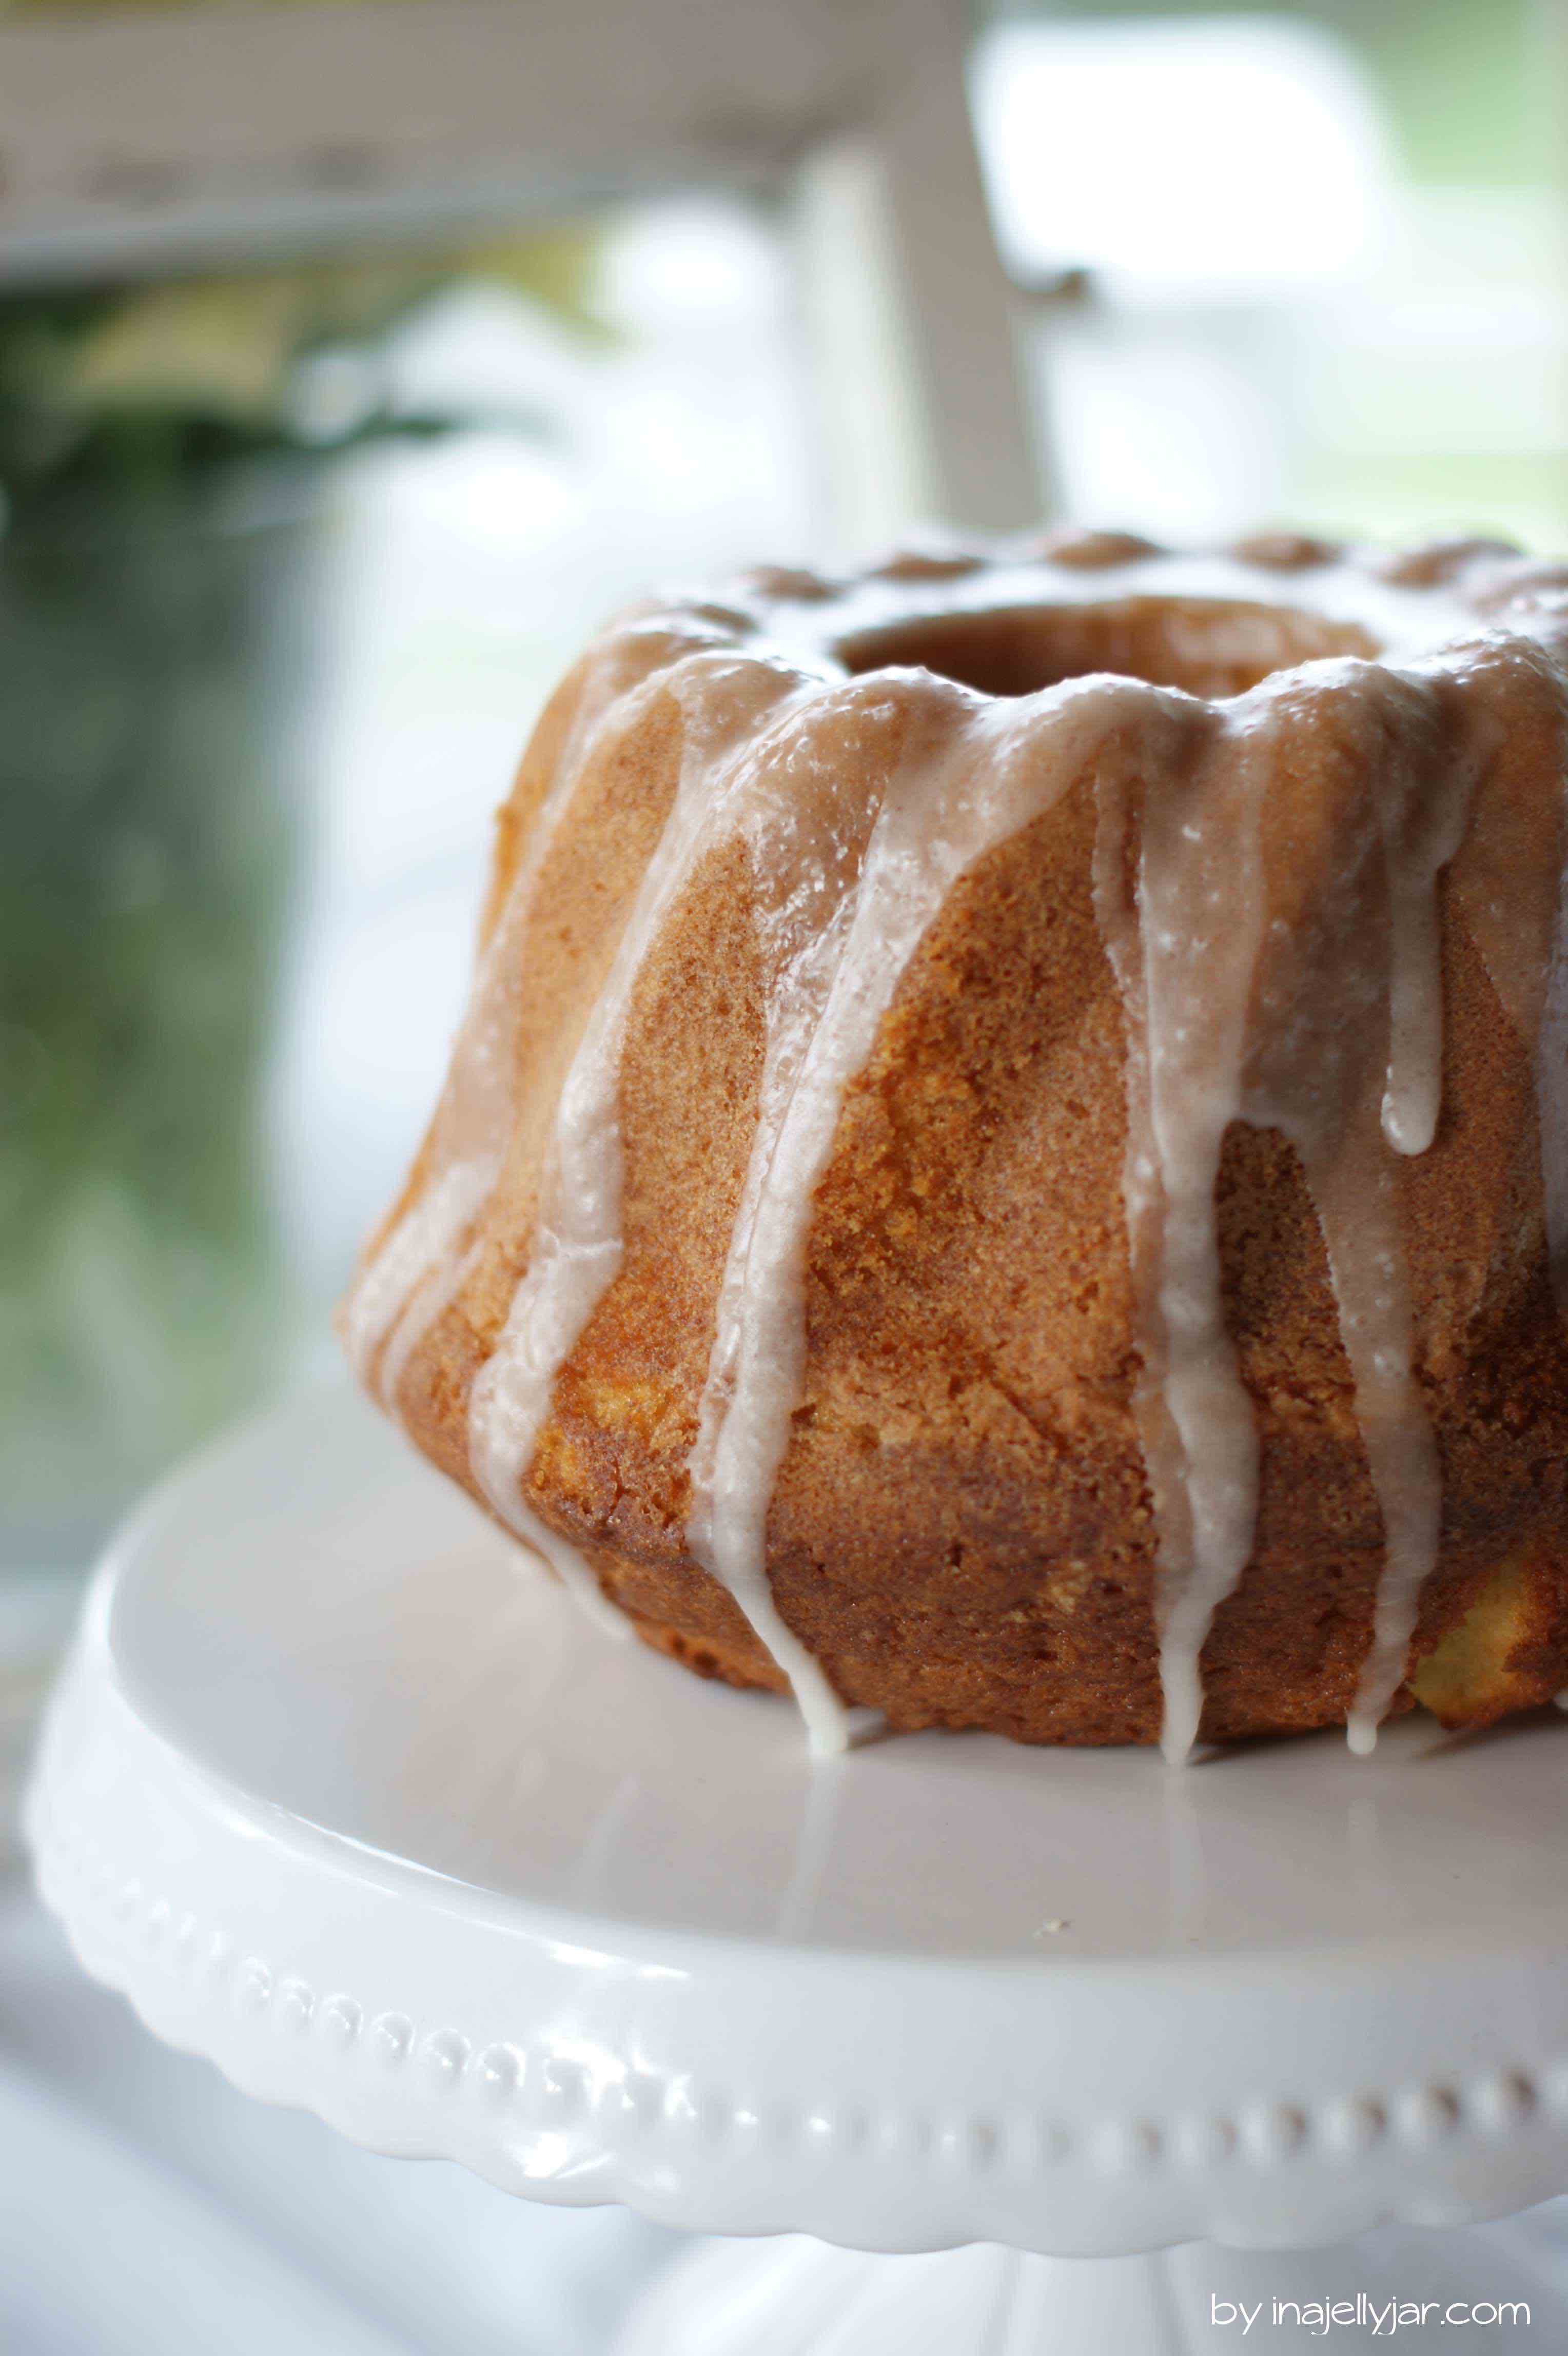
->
[{"left": 977, "top": 3, "right": 1568, "bottom": 543}]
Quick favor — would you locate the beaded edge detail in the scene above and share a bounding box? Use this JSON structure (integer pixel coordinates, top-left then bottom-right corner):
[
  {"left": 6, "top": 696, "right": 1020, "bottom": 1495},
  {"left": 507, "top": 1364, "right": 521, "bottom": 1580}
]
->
[{"left": 31, "top": 1807, "right": 1567, "bottom": 2206}]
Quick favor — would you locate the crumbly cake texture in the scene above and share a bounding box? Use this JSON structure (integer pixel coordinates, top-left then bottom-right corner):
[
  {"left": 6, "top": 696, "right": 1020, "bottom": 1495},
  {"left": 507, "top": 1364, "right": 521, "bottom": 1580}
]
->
[{"left": 346, "top": 530, "right": 1568, "bottom": 1751}]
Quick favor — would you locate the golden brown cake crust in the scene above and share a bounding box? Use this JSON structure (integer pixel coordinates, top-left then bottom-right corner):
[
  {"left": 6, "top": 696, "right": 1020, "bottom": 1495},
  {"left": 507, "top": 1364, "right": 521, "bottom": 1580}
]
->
[{"left": 361, "top": 542, "right": 1568, "bottom": 1746}]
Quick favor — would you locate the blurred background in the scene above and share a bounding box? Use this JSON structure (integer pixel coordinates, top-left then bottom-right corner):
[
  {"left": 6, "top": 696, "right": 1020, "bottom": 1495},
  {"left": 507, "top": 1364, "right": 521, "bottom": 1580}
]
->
[{"left": 3, "top": 0, "right": 1567, "bottom": 2347}]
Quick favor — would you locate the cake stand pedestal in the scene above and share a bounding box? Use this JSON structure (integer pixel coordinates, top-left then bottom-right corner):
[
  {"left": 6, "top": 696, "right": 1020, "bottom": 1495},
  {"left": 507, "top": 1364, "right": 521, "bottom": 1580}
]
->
[{"left": 24, "top": 1386, "right": 1568, "bottom": 2353}]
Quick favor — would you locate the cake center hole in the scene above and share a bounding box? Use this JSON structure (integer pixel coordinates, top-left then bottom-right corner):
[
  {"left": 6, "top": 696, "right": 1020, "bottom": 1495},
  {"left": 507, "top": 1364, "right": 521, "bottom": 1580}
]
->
[{"left": 834, "top": 597, "right": 1379, "bottom": 700}]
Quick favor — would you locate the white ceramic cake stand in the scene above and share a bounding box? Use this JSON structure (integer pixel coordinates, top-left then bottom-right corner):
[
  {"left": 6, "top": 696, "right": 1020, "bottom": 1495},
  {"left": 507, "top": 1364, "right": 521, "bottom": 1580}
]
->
[{"left": 24, "top": 1384, "right": 1568, "bottom": 2353}]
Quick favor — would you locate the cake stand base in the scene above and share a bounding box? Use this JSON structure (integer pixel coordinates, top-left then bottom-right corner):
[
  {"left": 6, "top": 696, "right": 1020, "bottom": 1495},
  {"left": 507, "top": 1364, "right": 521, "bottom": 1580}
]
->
[
  {"left": 24, "top": 1385, "right": 1568, "bottom": 2338},
  {"left": 616, "top": 2220, "right": 1568, "bottom": 2354}
]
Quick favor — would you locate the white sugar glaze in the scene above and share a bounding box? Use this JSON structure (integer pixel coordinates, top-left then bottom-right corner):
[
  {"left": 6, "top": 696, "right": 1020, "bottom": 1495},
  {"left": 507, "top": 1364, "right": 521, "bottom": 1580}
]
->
[
  {"left": 342, "top": 612, "right": 757, "bottom": 1636},
  {"left": 344, "top": 532, "right": 1568, "bottom": 1759},
  {"left": 688, "top": 674, "right": 1182, "bottom": 1751},
  {"left": 464, "top": 651, "right": 824, "bottom": 1682}
]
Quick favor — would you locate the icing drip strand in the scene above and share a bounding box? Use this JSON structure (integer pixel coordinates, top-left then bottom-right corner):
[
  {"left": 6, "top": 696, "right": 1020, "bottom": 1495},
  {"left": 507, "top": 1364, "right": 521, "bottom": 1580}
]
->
[
  {"left": 686, "top": 674, "right": 1161, "bottom": 1749},
  {"left": 341, "top": 614, "right": 752, "bottom": 1638},
  {"left": 1101, "top": 656, "right": 1501, "bottom": 1759}
]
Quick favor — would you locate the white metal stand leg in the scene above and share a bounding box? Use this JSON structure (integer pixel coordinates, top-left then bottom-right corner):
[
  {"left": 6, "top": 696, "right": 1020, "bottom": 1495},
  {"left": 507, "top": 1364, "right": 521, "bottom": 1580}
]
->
[
  {"left": 872, "top": 0, "right": 1047, "bottom": 532},
  {"left": 792, "top": 140, "right": 938, "bottom": 553},
  {"left": 792, "top": 0, "right": 1047, "bottom": 542}
]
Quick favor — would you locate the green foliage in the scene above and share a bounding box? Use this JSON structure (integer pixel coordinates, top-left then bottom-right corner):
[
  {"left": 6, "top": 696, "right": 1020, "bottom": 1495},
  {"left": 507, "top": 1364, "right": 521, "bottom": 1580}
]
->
[
  {"left": 0, "top": 227, "right": 604, "bottom": 519},
  {"left": 0, "top": 490, "right": 297, "bottom": 1541},
  {"left": 0, "top": 226, "right": 605, "bottom": 1557}
]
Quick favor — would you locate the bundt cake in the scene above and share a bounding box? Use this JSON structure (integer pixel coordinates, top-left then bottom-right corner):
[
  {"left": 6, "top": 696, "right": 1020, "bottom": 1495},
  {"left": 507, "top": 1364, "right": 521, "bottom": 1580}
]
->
[{"left": 341, "top": 529, "right": 1568, "bottom": 1760}]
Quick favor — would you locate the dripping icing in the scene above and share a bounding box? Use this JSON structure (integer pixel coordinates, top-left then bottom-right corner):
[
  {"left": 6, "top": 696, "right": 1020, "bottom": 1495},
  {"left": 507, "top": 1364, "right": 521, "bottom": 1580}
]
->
[
  {"left": 1097, "top": 654, "right": 1498, "bottom": 1758},
  {"left": 465, "top": 652, "right": 811, "bottom": 1650},
  {"left": 342, "top": 619, "right": 747, "bottom": 1638},
  {"left": 687, "top": 676, "right": 1153, "bottom": 1751},
  {"left": 348, "top": 542, "right": 1568, "bottom": 1758},
  {"left": 1091, "top": 692, "right": 1270, "bottom": 1766},
  {"left": 343, "top": 614, "right": 750, "bottom": 1405}
]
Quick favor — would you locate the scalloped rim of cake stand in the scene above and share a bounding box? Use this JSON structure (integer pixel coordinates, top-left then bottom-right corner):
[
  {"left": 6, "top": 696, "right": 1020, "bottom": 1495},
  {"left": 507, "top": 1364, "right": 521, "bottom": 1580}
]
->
[{"left": 22, "top": 1383, "right": 1568, "bottom": 2256}]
